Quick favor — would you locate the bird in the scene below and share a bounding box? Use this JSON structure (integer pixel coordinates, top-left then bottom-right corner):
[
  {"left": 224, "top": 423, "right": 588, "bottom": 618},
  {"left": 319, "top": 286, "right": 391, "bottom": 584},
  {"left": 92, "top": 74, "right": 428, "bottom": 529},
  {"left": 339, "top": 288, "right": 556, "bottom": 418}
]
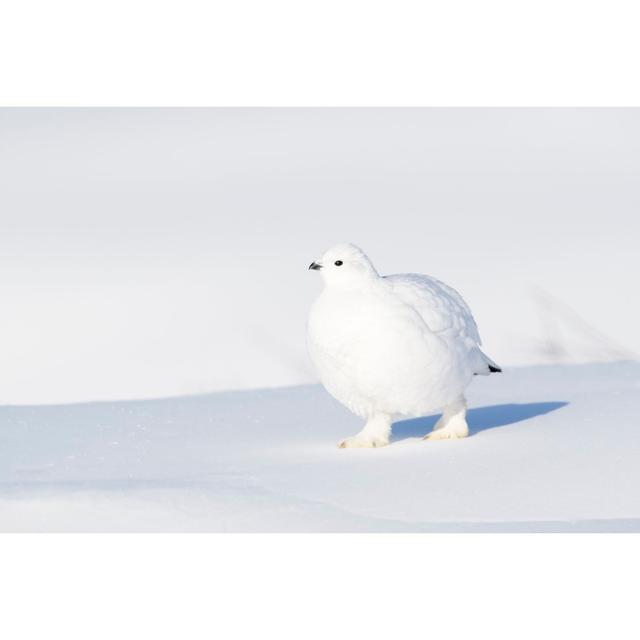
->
[{"left": 306, "top": 243, "right": 501, "bottom": 448}]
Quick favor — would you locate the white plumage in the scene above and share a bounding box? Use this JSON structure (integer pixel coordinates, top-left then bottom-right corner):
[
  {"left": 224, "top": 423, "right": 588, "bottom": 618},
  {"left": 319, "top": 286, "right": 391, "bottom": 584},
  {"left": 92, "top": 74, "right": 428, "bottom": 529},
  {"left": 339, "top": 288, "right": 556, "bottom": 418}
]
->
[{"left": 307, "top": 243, "right": 500, "bottom": 448}]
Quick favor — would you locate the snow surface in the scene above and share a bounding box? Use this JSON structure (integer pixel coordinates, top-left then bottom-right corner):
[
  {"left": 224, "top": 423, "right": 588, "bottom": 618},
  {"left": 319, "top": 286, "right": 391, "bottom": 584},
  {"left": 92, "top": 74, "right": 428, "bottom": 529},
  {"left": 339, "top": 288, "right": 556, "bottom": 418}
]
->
[{"left": 1, "top": 362, "right": 639, "bottom": 532}]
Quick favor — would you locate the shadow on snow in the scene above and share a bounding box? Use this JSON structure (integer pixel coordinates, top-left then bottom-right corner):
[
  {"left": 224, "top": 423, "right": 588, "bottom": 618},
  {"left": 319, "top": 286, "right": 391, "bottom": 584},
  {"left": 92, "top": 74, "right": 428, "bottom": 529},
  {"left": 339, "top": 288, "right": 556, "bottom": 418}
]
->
[{"left": 392, "top": 401, "right": 568, "bottom": 442}]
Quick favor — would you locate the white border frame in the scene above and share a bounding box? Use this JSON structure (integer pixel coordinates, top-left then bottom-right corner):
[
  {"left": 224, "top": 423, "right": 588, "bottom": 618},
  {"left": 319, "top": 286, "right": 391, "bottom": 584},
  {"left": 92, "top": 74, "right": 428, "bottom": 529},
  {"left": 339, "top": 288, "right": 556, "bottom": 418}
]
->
[{"left": 2, "top": 0, "right": 640, "bottom": 105}]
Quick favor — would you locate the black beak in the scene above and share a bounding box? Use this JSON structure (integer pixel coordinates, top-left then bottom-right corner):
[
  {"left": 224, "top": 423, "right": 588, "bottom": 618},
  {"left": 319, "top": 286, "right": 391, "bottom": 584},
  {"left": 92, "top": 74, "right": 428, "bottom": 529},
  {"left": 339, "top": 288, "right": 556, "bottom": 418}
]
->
[{"left": 308, "top": 262, "right": 322, "bottom": 270}]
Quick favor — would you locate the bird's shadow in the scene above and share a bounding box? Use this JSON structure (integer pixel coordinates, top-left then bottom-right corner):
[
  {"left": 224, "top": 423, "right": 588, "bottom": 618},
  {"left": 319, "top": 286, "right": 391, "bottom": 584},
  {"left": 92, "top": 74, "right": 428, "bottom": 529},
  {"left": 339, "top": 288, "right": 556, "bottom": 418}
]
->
[{"left": 392, "top": 401, "right": 568, "bottom": 442}]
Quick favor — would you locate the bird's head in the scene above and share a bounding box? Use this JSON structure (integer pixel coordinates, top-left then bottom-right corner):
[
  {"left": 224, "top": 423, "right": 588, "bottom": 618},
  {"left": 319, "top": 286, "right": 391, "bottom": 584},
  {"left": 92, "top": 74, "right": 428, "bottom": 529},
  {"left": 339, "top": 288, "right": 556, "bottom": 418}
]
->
[{"left": 308, "top": 243, "right": 378, "bottom": 289}]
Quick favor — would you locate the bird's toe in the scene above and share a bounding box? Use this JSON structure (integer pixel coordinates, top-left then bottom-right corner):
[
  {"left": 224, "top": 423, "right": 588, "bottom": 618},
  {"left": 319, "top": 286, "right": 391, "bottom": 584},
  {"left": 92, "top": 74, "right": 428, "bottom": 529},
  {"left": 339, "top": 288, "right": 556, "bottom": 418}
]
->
[
  {"left": 424, "top": 429, "right": 465, "bottom": 441},
  {"left": 338, "top": 435, "right": 388, "bottom": 449}
]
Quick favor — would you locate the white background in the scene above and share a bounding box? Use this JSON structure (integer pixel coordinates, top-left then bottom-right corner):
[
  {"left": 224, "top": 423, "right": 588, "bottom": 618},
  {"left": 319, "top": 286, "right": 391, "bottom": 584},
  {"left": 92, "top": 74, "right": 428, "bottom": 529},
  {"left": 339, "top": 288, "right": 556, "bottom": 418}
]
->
[
  {"left": 2, "top": 1, "right": 640, "bottom": 639},
  {"left": 1, "top": 535, "right": 638, "bottom": 640}
]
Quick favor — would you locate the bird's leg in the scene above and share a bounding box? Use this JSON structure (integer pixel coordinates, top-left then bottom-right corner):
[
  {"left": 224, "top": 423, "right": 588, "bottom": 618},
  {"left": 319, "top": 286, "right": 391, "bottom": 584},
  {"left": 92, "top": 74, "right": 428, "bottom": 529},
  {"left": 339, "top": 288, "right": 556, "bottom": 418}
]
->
[
  {"left": 338, "top": 413, "right": 392, "bottom": 449},
  {"left": 424, "top": 395, "right": 469, "bottom": 440}
]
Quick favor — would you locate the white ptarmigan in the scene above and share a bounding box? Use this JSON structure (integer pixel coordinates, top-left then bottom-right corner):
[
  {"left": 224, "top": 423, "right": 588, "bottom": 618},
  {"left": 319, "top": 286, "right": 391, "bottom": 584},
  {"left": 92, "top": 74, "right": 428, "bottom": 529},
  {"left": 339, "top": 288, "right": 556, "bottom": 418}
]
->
[{"left": 307, "top": 243, "right": 501, "bottom": 448}]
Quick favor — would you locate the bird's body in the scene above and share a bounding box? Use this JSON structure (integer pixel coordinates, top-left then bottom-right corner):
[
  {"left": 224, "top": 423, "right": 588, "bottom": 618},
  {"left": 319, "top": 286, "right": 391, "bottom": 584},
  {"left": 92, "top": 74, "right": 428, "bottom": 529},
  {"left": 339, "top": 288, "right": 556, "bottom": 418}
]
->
[{"left": 307, "top": 244, "right": 500, "bottom": 448}]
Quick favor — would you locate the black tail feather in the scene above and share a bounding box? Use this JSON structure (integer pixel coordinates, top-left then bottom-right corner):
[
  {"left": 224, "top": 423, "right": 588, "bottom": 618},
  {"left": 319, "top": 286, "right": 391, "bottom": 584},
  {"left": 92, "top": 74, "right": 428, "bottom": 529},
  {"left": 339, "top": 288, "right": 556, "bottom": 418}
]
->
[{"left": 488, "top": 364, "right": 502, "bottom": 373}]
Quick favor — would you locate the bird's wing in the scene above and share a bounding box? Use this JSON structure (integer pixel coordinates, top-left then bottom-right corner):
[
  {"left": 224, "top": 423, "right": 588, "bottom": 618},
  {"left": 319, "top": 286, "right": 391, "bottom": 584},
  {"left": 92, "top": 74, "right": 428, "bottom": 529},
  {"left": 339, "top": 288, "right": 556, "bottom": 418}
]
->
[{"left": 384, "top": 273, "right": 482, "bottom": 345}]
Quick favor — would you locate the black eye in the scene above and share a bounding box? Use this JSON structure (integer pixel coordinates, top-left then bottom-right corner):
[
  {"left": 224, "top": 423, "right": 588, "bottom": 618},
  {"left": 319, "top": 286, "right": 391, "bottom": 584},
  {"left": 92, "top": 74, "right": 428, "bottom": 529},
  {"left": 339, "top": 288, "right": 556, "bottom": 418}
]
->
[{"left": 334, "top": 260, "right": 343, "bottom": 266}]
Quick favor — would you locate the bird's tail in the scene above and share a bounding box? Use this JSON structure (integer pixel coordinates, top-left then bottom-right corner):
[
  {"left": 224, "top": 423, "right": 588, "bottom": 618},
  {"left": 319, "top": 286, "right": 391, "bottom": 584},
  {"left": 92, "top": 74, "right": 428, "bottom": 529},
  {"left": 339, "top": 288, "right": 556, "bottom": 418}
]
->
[{"left": 473, "top": 348, "right": 502, "bottom": 375}]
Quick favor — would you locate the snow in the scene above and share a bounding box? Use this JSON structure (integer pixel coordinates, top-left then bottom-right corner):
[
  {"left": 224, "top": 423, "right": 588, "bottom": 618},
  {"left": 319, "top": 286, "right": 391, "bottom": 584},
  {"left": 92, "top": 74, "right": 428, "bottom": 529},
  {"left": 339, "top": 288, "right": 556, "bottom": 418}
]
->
[
  {"left": 1, "top": 110, "right": 638, "bottom": 530},
  {"left": 2, "top": 361, "right": 639, "bottom": 532},
  {"left": 1, "top": 109, "right": 639, "bottom": 405}
]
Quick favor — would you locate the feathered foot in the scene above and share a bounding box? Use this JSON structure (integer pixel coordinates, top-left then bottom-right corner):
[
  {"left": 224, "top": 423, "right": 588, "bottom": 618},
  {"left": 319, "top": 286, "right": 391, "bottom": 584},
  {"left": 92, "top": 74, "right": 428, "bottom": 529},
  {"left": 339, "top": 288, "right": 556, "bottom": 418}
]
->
[
  {"left": 338, "top": 413, "right": 392, "bottom": 449},
  {"left": 424, "top": 395, "right": 469, "bottom": 441}
]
